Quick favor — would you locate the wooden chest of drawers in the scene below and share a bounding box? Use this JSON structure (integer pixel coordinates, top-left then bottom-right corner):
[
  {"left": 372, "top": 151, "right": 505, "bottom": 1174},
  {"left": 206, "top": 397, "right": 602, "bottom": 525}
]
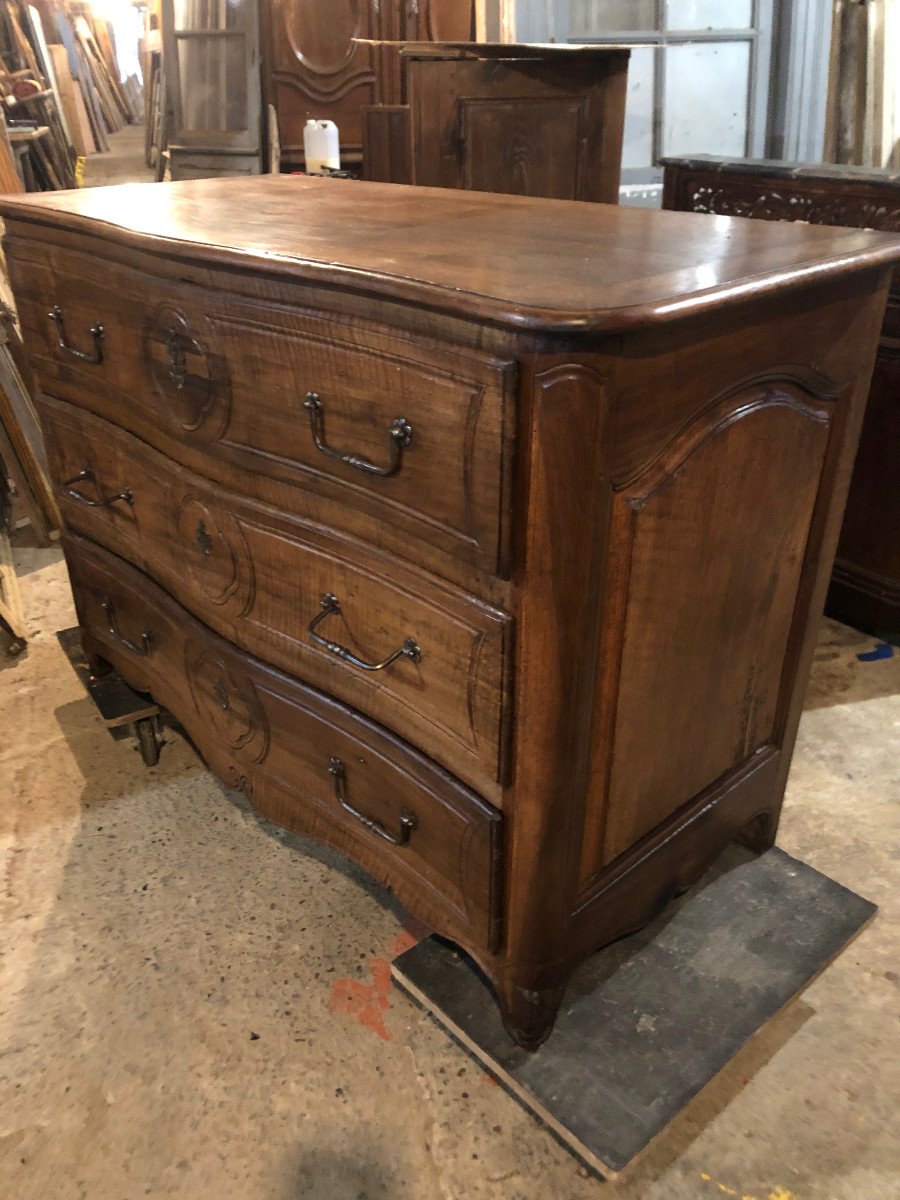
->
[{"left": 4, "top": 176, "right": 898, "bottom": 1046}]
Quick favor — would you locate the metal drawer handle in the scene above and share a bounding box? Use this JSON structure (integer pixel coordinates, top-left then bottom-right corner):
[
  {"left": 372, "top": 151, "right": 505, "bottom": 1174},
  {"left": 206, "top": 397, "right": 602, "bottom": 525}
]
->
[
  {"left": 328, "top": 757, "right": 417, "bottom": 846},
  {"left": 101, "top": 597, "right": 151, "bottom": 657},
  {"left": 303, "top": 392, "right": 412, "bottom": 478},
  {"left": 165, "top": 327, "right": 188, "bottom": 390},
  {"left": 49, "top": 306, "right": 104, "bottom": 364},
  {"left": 63, "top": 466, "right": 133, "bottom": 508},
  {"left": 308, "top": 592, "right": 421, "bottom": 672}
]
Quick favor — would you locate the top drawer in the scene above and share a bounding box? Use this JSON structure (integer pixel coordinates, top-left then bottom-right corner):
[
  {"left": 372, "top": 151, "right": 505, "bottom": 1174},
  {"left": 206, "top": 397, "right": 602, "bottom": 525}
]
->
[{"left": 7, "top": 241, "right": 517, "bottom": 577}]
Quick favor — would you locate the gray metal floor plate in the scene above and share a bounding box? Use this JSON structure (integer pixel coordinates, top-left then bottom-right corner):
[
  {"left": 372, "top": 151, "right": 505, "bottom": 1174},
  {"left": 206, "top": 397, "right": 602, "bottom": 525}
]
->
[{"left": 392, "top": 846, "right": 875, "bottom": 1177}]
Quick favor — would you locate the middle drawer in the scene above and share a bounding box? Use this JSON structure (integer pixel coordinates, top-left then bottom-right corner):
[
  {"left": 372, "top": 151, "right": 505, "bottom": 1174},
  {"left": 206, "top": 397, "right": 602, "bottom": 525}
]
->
[{"left": 43, "top": 396, "right": 511, "bottom": 798}]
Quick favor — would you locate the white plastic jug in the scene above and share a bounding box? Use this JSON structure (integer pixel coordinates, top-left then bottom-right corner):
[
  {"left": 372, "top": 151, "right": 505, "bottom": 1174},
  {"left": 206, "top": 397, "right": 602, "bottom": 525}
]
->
[{"left": 303, "top": 119, "right": 340, "bottom": 175}]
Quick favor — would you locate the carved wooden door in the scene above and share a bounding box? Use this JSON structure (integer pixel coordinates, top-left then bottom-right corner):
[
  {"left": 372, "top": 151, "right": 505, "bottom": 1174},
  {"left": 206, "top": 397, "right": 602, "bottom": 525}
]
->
[{"left": 260, "top": 0, "right": 381, "bottom": 167}]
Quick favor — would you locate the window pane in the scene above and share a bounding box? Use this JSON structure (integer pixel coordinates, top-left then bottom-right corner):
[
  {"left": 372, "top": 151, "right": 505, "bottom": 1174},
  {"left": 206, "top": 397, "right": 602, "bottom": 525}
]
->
[
  {"left": 177, "top": 35, "right": 247, "bottom": 131},
  {"left": 569, "top": 0, "right": 659, "bottom": 35},
  {"left": 662, "top": 40, "right": 749, "bottom": 156},
  {"left": 666, "top": 1, "right": 752, "bottom": 31},
  {"left": 621, "top": 46, "right": 655, "bottom": 169},
  {"left": 173, "top": 0, "right": 245, "bottom": 33}
]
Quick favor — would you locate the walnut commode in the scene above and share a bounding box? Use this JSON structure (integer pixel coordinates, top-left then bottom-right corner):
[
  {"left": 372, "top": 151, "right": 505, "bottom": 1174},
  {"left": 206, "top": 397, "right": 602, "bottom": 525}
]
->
[{"left": 4, "top": 175, "right": 897, "bottom": 1045}]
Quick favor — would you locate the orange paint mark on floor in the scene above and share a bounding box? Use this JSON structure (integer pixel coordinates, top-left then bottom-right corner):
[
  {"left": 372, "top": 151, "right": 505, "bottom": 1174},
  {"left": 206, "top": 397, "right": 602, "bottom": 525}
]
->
[{"left": 327, "top": 928, "right": 420, "bottom": 1041}]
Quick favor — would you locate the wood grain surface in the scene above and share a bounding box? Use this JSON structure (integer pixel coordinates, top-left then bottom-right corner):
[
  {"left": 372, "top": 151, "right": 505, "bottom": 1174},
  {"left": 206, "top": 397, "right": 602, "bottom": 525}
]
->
[{"left": 2, "top": 175, "right": 898, "bottom": 332}]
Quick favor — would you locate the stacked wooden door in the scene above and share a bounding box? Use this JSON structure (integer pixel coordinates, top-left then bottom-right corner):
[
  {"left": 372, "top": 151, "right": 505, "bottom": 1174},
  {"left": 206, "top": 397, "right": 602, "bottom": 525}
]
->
[{"left": 259, "top": 0, "right": 475, "bottom": 170}]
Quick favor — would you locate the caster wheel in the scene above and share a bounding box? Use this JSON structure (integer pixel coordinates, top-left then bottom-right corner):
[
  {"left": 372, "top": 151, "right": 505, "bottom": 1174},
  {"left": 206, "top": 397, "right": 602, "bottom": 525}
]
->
[{"left": 135, "top": 717, "right": 161, "bottom": 767}]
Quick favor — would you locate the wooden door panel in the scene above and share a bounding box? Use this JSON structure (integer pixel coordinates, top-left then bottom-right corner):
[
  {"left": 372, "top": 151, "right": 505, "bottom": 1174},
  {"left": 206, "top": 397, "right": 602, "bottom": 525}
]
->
[
  {"left": 461, "top": 97, "right": 585, "bottom": 200},
  {"left": 263, "top": 0, "right": 377, "bottom": 159},
  {"left": 599, "top": 383, "right": 833, "bottom": 863}
]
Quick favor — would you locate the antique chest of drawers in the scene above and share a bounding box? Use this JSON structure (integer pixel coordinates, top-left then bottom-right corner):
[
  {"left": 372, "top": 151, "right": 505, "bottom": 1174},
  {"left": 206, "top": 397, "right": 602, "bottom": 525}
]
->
[{"left": 3, "top": 176, "right": 897, "bottom": 1046}]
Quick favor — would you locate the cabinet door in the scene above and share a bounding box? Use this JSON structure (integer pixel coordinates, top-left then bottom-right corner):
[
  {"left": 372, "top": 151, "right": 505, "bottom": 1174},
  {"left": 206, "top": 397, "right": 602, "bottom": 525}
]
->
[{"left": 261, "top": 0, "right": 378, "bottom": 164}]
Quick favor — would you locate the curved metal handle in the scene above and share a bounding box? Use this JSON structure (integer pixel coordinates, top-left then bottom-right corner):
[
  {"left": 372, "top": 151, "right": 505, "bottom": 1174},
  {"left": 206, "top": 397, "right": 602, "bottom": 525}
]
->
[
  {"left": 308, "top": 593, "right": 421, "bottom": 672},
  {"left": 62, "top": 466, "right": 133, "bottom": 508},
  {"left": 303, "top": 392, "right": 412, "bottom": 478},
  {"left": 101, "top": 597, "right": 151, "bottom": 657},
  {"left": 49, "top": 306, "right": 104, "bottom": 364},
  {"left": 329, "top": 757, "right": 417, "bottom": 846}
]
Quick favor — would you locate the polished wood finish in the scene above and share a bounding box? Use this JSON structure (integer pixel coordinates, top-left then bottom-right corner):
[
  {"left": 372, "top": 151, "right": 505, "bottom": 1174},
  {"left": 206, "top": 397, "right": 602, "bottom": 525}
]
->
[
  {"left": 67, "top": 531, "right": 502, "bottom": 952},
  {"left": 10, "top": 239, "right": 516, "bottom": 574},
  {"left": 3, "top": 176, "right": 897, "bottom": 1047},
  {"left": 2, "top": 175, "right": 896, "bottom": 331},
  {"left": 663, "top": 155, "right": 900, "bottom": 641},
  {"left": 41, "top": 395, "right": 511, "bottom": 798}
]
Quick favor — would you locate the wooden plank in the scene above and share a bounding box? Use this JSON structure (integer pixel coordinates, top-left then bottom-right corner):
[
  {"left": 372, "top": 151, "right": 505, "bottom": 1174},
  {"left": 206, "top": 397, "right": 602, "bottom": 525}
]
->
[
  {"left": 0, "top": 389, "right": 51, "bottom": 545},
  {"left": 393, "top": 846, "right": 877, "bottom": 1178},
  {"left": 0, "top": 523, "right": 28, "bottom": 647},
  {"left": 0, "top": 315, "right": 59, "bottom": 534},
  {"left": 27, "top": 3, "right": 72, "bottom": 146},
  {"left": 48, "top": 43, "right": 89, "bottom": 157},
  {"left": 0, "top": 112, "right": 24, "bottom": 193}
]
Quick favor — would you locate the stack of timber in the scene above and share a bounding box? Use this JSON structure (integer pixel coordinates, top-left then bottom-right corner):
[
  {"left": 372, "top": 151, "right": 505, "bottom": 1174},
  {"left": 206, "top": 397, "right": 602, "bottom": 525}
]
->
[
  {"left": 0, "top": 0, "right": 141, "bottom": 173},
  {"left": 0, "top": 0, "right": 77, "bottom": 188}
]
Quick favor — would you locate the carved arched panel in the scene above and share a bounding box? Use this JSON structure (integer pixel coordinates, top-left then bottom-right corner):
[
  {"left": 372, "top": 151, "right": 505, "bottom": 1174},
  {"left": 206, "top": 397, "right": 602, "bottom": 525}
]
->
[
  {"left": 263, "top": 0, "right": 377, "bottom": 157},
  {"left": 598, "top": 380, "right": 836, "bottom": 864},
  {"left": 285, "top": 0, "right": 362, "bottom": 75}
]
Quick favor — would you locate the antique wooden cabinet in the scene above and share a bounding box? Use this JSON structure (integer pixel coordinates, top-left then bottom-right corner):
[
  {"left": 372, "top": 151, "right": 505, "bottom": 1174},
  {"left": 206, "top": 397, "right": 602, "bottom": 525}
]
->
[
  {"left": 364, "top": 43, "right": 629, "bottom": 203},
  {"left": 663, "top": 155, "right": 900, "bottom": 642},
  {"left": 3, "top": 177, "right": 897, "bottom": 1046},
  {"left": 259, "top": 0, "right": 475, "bottom": 170}
]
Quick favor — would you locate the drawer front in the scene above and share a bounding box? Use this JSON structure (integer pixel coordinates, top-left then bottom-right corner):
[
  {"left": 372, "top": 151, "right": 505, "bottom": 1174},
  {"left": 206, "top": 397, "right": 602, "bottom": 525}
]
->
[
  {"left": 9, "top": 241, "right": 516, "bottom": 575},
  {"left": 42, "top": 396, "right": 511, "bottom": 796},
  {"left": 65, "top": 533, "right": 502, "bottom": 953}
]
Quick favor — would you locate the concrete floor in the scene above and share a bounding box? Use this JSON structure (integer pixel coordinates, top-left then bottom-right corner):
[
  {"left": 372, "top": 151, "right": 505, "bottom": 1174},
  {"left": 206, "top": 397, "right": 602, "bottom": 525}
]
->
[
  {"left": 80, "top": 125, "right": 154, "bottom": 188},
  {"left": 2, "top": 130, "right": 899, "bottom": 1199}
]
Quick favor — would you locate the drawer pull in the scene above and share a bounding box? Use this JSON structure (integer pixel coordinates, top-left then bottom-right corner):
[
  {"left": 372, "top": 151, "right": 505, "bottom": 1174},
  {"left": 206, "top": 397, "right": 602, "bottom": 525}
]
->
[
  {"left": 328, "top": 757, "right": 417, "bottom": 846},
  {"left": 308, "top": 592, "right": 421, "bottom": 672},
  {"left": 49, "top": 306, "right": 104, "bottom": 365},
  {"left": 303, "top": 392, "right": 413, "bottom": 478},
  {"left": 101, "top": 597, "right": 151, "bottom": 657},
  {"left": 63, "top": 466, "right": 133, "bottom": 508},
  {"left": 165, "top": 328, "right": 188, "bottom": 390}
]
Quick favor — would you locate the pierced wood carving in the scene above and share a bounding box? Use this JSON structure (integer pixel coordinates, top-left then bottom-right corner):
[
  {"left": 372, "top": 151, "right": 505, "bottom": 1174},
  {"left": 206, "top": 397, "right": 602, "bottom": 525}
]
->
[{"left": 686, "top": 183, "right": 900, "bottom": 232}]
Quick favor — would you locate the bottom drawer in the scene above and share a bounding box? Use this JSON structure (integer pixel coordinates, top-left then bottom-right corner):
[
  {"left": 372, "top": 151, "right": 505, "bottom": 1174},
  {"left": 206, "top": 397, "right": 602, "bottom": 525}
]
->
[{"left": 65, "top": 532, "right": 502, "bottom": 953}]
